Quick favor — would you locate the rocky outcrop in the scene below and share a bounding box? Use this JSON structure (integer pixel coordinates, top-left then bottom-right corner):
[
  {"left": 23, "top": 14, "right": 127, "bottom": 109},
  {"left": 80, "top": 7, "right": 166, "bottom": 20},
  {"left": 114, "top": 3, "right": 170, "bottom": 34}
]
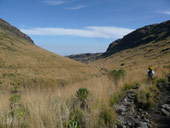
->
[
  {"left": 0, "top": 18, "right": 34, "bottom": 44},
  {"left": 103, "top": 20, "right": 170, "bottom": 57}
]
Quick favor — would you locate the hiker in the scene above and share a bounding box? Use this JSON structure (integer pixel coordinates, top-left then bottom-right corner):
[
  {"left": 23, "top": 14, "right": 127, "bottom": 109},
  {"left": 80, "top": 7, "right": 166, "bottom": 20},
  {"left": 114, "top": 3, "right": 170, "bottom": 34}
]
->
[{"left": 147, "top": 66, "right": 154, "bottom": 80}]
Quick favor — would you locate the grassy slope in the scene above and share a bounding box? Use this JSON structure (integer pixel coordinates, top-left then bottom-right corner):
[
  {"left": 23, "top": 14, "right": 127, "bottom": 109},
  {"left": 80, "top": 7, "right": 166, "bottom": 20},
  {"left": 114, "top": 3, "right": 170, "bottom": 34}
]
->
[
  {"left": 90, "top": 21, "right": 170, "bottom": 77},
  {"left": 0, "top": 28, "right": 99, "bottom": 89},
  {"left": 91, "top": 36, "right": 170, "bottom": 80}
]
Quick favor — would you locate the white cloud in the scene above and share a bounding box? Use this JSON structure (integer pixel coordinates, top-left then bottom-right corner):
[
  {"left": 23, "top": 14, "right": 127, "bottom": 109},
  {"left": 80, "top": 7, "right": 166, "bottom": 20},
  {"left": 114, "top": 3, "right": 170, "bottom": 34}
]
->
[
  {"left": 20, "top": 26, "right": 134, "bottom": 39},
  {"left": 86, "top": 26, "right": 133, "bottom": 39},
  {"left": 162, "top": 11, "right": 170, "bottom": 15},
  {"left": 66, "top": 5, "right": 87, "bottom": 10},
  {"left": 45, "top": 0, "right": 66, "bottom": 5}
]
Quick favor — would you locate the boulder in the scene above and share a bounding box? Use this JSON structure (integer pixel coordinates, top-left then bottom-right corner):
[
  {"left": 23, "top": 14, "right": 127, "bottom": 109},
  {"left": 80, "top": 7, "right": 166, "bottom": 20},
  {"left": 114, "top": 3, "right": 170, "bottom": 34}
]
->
[
  {"left": 161, "top": 104, "right": 170, "bottom": 112},
  {"left": 161, "top": 108, "right": 170, "bottom": 116}
]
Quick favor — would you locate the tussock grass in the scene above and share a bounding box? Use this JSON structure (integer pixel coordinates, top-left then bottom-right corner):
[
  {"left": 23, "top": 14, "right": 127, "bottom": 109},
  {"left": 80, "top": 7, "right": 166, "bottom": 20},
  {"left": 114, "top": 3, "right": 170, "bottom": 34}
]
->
[
  {"left": 0, "top": 76, "right": 120, "bottom": 128},
  {"left": 0, "top": 68, "right": 168, "bottom": 127},
  {"left": 135, "top": 82, "right": 160, "bottom": 110}
]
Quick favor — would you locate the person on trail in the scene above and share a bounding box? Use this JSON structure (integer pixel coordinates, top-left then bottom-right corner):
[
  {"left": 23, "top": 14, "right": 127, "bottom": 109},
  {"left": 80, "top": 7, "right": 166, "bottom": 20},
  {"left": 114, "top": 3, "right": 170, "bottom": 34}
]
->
[{"left": 147, "top": 66, "right": 154, "bottom": 80}]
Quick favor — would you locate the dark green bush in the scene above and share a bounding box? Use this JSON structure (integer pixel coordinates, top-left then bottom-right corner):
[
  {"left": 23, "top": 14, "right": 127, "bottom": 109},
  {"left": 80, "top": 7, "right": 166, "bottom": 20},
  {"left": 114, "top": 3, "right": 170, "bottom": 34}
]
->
[{"left": 76, "top": 88, "right": 89, "bottom": 109}]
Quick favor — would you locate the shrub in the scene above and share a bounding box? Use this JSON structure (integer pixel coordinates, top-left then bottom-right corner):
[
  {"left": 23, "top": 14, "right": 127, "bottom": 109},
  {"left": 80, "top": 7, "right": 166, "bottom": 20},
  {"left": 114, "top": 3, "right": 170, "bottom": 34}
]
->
[
  {"left": 108, "top": 69, "right": 126, "bottom": 90},
  {"left": 11, "top": 105, "right": 26, "bottom": 118},
  {"left": 68, "top": 118, "right": 79, "bottom": 128},
  {"left": 68, "top": 109, "right": 84, "bottom": 128},
  {"left": 3, "top": 94, "right": 27, "bottom": 127},
  {"left": 76, "top": 88, "right": 89, "bottom": 109},
  {"left": 1, "top": 105, "right": 27, "bottom": 128}
]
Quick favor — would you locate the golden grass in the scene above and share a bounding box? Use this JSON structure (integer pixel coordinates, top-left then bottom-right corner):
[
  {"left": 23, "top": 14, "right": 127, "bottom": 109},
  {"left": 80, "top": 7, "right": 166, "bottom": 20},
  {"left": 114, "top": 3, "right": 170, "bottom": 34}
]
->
[
  {"left": 0, "top": 28, "right": 100, "bottom": 89},
  {"left": 0, "top": 92, "right": 10, "bottom": 119},
  {"left": 0, "top": 66, "right": 168, "bottom": 128},
  {"left": 135, "top": 81, "right": 160, "bottom": 110},
  {"left": 0, "top": 76, "right": 121, "bottom": 128}
]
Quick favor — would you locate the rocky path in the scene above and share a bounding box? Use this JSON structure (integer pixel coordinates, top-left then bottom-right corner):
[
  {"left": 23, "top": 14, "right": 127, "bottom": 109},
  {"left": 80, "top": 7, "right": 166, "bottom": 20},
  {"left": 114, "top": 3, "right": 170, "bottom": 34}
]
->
[
  {"left": 114, "top": 89, "right": 152, "bottom": 128},
  {"left": 114, "top": 81, "right": 170, "bottom": 128},
  {"left": 151, "top": 82, "right": 170, "bottom": 128}
]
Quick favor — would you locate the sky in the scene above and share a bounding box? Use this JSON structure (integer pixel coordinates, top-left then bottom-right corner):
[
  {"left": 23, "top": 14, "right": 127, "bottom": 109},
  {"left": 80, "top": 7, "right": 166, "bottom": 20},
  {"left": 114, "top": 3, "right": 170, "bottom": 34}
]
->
[{"left": 0, "top": 0, "right": 170, "bottom": 55}]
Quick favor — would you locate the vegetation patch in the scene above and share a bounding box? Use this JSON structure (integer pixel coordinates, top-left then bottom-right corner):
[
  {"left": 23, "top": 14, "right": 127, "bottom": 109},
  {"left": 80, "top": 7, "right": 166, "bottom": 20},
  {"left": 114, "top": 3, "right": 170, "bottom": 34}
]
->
[
  {"left": 109, "top": 93, "right": 120, "bottom": 107},
  {"left": 76, "top": 88, "right": 89, "bottom": 109},
  {"left": 68, "top": 109, "right": 85, "bottom": 128},
  {"left": 98, "top": 105, "right": 118, "bottom": 128},
  {"left": 108, "top": 69, "right": 126, "bottom": 90},
  {"left": 135, "top": 84, "right": 159, "bottom": 110}
]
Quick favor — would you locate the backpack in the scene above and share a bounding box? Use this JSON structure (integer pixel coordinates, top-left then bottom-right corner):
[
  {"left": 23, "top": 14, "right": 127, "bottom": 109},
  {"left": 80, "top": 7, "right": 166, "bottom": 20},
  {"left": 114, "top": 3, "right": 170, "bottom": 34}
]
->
[{"left": 148, "top": 69, "right": 153, "bottom": 78}]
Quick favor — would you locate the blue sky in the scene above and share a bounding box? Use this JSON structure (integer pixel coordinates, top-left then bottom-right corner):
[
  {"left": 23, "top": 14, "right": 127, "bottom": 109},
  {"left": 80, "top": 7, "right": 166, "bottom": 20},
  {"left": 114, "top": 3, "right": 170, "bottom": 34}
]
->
[{"left": 0, "top": 0, "right": 170, "bottom": 55}]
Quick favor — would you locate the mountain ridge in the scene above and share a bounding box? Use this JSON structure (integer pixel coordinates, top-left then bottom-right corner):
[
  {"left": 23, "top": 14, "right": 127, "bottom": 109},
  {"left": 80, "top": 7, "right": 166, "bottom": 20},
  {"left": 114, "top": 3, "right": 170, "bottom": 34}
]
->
[
  {"left": 0, "top": 18, "right": 34, "bottom": 44},
  {"left": 67, "top": 20, "right": 170, "bottom": 65},
  {"left": 103, "top": 20, "right": 170, "bottom": 57}
]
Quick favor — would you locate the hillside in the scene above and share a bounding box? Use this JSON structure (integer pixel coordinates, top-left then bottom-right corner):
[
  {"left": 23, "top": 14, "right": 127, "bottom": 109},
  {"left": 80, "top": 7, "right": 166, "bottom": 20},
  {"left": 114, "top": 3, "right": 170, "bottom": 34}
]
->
[
  {"left": 87, "top": 20, "right": 170, "bottom": 75},
  {"left": 0, "top": 18, "right": 99, "bottom": 88}
]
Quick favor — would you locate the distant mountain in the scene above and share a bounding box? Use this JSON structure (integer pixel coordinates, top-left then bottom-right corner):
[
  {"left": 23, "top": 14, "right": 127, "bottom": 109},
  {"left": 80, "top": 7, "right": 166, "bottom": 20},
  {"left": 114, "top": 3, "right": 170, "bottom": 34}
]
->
[
  {"left": 0, "top": 18, "right": 34, "bottom": 44},
  {"left": 0, "top": 18, "right": 99, "bottom": 88},
  {"left": 103, "top": 20, "right": 170, "bottom": 57},
  {"left": 67, "top": 53, "right": 102, "bottom": 63}
]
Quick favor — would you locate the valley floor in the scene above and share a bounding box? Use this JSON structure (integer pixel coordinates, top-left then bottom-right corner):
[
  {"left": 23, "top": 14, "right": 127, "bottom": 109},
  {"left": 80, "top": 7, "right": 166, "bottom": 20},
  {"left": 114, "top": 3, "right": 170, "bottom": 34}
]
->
[{"left": 0, "top": 71, "right": 170, "bottom": 128}]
